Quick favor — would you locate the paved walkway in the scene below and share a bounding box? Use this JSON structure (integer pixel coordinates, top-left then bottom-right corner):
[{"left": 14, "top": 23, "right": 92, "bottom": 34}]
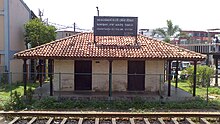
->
[{"left": 163, "top": 83, "right": 195, "bottom": 101}]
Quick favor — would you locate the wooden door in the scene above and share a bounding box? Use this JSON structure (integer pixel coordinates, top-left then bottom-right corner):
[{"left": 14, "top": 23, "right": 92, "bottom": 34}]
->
[
  {"left": 128, "top": 61, "right": 145, "bottom": 91},
  {"left": 74, "top": 60, "right": 92, "bottom": 90}
]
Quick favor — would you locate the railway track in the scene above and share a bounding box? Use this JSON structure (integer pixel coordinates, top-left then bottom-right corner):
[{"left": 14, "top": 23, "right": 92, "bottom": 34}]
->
[{"left": 0, "top": 111, "right": 219, "bottom": 124}]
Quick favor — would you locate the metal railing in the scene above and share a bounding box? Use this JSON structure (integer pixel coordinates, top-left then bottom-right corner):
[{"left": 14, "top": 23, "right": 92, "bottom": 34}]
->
[
  {"left": 0, "top": 66, "right": 6, "bottom": 72},
  {"left": 178, "top": 43, "right": 220, "bottom": 54},
  {"left": 0, "top": 72, "right": 219, "bottom": 102}
]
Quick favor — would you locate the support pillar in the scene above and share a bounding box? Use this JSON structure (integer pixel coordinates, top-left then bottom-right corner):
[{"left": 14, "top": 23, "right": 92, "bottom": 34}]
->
[
  {"left": 215, "top": 58, "right": 218, "bottom": 86},
  {"left": 108, "top": 60, "right": 113, "bottom": 98},
  {"left": 168, "top": 60, "right": 172, "bottom": 96},
  {"left": 39, "top": 59, "right": 43, "bottom": 87},
  {"left": 193, "top": 60, "right": 197, "bottom": 97},
  {"left": 48, "top": 59, "right": 54, "bottom": 96},
  {"left": 206, "top": 54, "right": 209, "bottom": 65},
  {"left": 175, "top": 61, "right": 179, "bottom": 88},
  {"left": 23, "top": 59, "right": 27, "bottom": 95}
]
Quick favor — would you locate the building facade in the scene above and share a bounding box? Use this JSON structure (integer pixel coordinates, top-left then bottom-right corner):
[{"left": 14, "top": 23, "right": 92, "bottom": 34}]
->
[
  {"left": 0, "top": 0, "right": 34, "bottom": 82},
  {"left": 53, "top": 60, "right": 165, "bottom": 92},
  {"left": 175, "top": 30, "right": 220, "bottom": 45}
]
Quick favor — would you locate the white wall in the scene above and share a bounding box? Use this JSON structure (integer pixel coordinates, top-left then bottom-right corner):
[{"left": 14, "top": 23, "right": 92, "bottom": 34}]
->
[{"left": 145, "top": 60, "right": 165, "bottom": 92}]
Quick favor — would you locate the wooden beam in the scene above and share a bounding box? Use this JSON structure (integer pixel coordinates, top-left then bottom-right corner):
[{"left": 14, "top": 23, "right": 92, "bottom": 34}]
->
[
  {"left": 215, "top": 58, "right": 218, "bottom": 87},
  {"left": 109, "top": 60, "right": 113, "bottom": 98},
  {"left": 39, "top": 59, "right": 43, "bottom": 87},
  {"left": 175, "top": 61, "right": 179, "bottom": 88},
  {"left": 48, "top": 59, "right": 54, "bottom": 96},
  {"left": 168, "top": 60, "right": 172, "bottom": 96},
  {"left": 193, "top": 61, "right": 197, "bottom": 96},
  {"left": 23, "top": 59, "right": 27, "bottom": 95}
]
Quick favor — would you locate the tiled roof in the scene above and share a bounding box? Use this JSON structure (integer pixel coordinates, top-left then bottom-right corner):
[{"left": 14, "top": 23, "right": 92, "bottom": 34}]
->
[{"left": 14, "top": 33, "right": 206, "bottom": 60}]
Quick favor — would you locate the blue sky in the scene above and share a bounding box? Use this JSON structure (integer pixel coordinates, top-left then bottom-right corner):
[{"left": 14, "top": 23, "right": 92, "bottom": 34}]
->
[{"left": 23, "top": 0, "right": 220, "bottom": 31}]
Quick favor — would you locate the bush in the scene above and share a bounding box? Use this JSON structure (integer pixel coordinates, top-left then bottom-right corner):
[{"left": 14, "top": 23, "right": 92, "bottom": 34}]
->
[
  {"left": 186, "top": 65, "right": 214, "bottom": 87},
  {"left": 3, "top": 87, "right": 34, "bottom": 110},
  {"left": 3, "top": 97, "right": 220, "bottom": 111},
  {"left": 4, "top": 91, "right": 25, "bottom": 110}
]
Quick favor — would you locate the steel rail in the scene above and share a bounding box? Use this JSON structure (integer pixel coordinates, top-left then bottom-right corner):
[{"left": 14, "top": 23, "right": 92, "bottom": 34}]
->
[{"left": 0, "top": 111, "right": 219, "bottom": 118}]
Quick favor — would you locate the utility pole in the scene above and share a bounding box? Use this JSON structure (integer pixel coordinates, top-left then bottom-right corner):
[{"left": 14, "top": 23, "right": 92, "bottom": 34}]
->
[
  {"left": 73, "top": 22, "right": 76, "bottom": 32},
  {"left": 96, "top": 7, "right": 99, "bottom": 16},
  {"left": 38, "top": 9, "right": 44, "bottom": 21}
]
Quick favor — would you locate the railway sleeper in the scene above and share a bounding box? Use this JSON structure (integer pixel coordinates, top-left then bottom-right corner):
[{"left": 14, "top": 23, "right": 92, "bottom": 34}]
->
[
  {"left": 186, "top": 118, "right": 196, "bottom": 124},
  {"left": 8, "top": 117, "right": 19, "bottom": 124},
  {"left": 27, "top": 117, "right": 37, "bottom": 124},
  {"left": 158, "top": 118, "right": 166, "bottom": 124},
  {"left": 3, "top": 116, "right": 220, "bottom": 124},
  {"left": 46, "top": 117, "right": 53, "bottom": 124},
  {"left": 200, "top": 118, "right": 210, "bottom": 124},
  {"left": 60, "top": 117, "right": 68, "bottom": 124},
  {"left": 171, "top": 118, "right": 179, "bottom": 124}
]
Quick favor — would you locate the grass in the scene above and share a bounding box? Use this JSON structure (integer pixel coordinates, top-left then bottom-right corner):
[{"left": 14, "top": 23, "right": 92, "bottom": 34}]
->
[
  {"left": 0, "top": 82, "right": 38, "bottom": 108},
  {"left": 171, "top": 80, "right": 220, "bottom": 101}
]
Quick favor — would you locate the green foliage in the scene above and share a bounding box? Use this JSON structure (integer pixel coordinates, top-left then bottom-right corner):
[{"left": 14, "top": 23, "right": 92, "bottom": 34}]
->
[
  {"left": 3, "top": 87, "right": 35, "bottom": 110},
  {"left": 0, "top": 73, "right": 8, "bottom": 84},
  {"left": 32, "top": 97, "right": 57, "bottom": 109},
  {"left": 0, "top": 83, "right": 38, "bottom": 110},
  {"left": 179, "top": 69, "right": 188, "bottom": 80},
  {"left": 26, "top": 87, "right": 34, "bottom": 104},
  {"left": 209, "top": 87, "right": 220, "bottom": 95},
  {"left": 24, "top": 18, "right": 56, "bottom": 48},
  {"left": 12, "top": 98, "right": 219, "bottom": 111},
  {"left": 4, "top": 91, "right": 25, "bottom": 110},
  {"left": 153, "top": 20, "right": 181, "bottom": 43},
  {"left": 186, "top": 65, "right": 214, "bottom": 87}
]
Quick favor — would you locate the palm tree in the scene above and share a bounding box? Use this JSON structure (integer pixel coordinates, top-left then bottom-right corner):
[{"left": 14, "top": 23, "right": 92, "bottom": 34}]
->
[{"left": 153, "top": 20, "right": 182, "bottom": 43}]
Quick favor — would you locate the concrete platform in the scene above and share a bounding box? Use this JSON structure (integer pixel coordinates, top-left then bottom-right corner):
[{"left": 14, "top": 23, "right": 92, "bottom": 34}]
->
[{"left": 33, "top": 82, "right": 197, "bottom": 102}]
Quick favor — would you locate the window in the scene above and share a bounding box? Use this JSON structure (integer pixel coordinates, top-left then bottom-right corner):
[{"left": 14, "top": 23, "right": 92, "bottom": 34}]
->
[
  {"left": 200, "top": 33, "right": 204, "bottom": 37},
  {"left": 194, "top": 32, "right": 198, "bottom": 37}
]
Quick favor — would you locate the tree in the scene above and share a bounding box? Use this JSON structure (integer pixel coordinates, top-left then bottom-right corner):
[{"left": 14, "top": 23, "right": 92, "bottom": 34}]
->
[
  {"left": 24, "top": 18, "right": 56, "bottom": 83},
  {"left": 24, "top": 18, "right": 56, "bottom": 48},
  {"left": 153, "top": 20, "right": 182, "bottom": 43}
]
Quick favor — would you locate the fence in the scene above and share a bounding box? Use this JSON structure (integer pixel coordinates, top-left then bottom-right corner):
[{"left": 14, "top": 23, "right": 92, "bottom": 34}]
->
[{"left": 0, "top": 72, "right": 219, "bottom": 102}]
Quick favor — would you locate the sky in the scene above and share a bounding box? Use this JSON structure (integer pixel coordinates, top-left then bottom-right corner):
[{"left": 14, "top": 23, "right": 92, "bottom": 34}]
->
[{"left": 23, "top": 0, "right": 220, "bottom": 32}]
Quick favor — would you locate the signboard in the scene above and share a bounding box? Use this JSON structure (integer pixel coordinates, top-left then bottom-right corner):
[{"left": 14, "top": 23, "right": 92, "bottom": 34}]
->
[{"left": 94, "top": 16, "right": 138, "bottom": 36}]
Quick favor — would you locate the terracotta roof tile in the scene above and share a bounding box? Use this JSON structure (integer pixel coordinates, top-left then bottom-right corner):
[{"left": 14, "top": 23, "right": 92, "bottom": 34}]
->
[{"left": 14, "top": 33, "right": 206, "bottom": 60}]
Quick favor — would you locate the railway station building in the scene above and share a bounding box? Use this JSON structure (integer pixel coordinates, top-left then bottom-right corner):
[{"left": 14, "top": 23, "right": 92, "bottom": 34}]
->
[{"left": 14, "top": 32, "right": 206, "bottom": 99}]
